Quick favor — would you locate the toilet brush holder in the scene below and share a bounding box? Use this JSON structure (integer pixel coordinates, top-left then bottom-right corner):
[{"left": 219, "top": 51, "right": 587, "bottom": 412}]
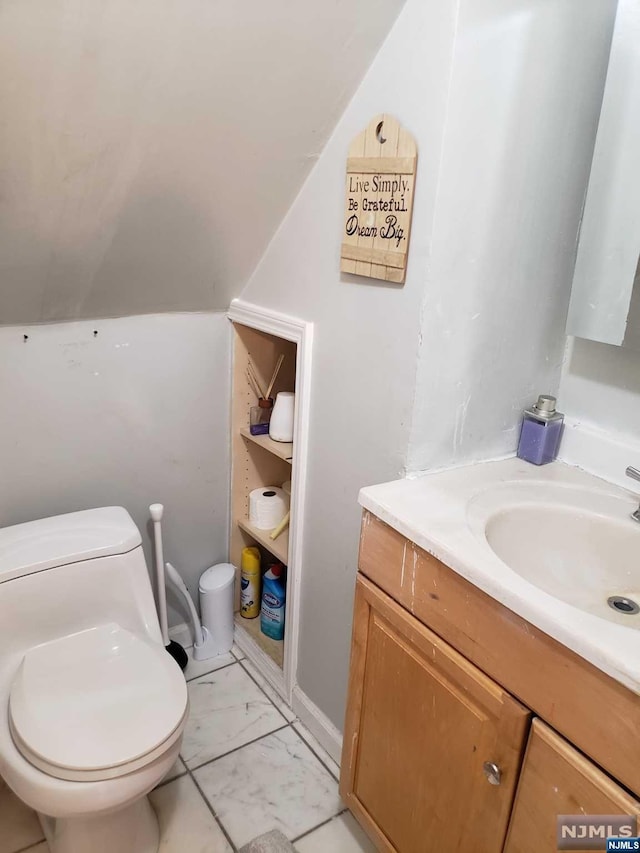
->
[
  {"left": 165, "top": 561, "right": 221, "bottom": 661},
  {"left": 199, "top": 563, "right": 236, "bottom": 657},
  {"left": 193, "top": 625, "right": 219, "bottom": 660}
]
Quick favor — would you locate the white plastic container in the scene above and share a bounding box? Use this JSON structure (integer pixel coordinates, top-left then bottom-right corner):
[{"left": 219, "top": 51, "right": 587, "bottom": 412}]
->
[
  {"left": 269, "top": 391, "right": 295, "bottom": 442},
  {"left": 198, "top": 563, "right": 236, "bottom": 656}
]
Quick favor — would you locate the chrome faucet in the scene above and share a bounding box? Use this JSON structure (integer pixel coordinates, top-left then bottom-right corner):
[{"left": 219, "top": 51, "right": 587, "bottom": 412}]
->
[{"left": 626, "top": 467, "right": 640, "bottom": 522}]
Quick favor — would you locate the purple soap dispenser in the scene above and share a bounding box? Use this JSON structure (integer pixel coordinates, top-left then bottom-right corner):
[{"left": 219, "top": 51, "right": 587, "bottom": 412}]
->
[{"left": 517, "top": 395, "right": 564, "bottom": 465}]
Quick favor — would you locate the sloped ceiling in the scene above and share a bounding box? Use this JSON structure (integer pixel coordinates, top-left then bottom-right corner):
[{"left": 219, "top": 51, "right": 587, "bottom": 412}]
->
[{"left": 0, "top": 0, "right": 405, "bottom": 324}]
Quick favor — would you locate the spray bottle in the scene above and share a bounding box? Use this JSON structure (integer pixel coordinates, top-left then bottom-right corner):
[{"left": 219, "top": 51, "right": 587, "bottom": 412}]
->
[
  {"left": 260, "top": 563, "right": 286, "bottom": 641},
  {"left": 240, "top": 546, "right": 261, "bottom": 618}
]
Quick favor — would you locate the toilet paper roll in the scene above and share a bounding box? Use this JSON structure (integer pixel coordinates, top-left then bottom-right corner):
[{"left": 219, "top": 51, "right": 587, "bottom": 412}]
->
[{"left": 249, "top": 486, "right": 289, "bottom": 530}]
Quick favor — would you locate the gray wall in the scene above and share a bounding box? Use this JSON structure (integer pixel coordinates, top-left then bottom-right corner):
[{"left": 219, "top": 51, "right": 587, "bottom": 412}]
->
[
  {"left": 241, "top": 0, "right": 617, "bottom": 731},
  {"left": 1, "top": 0, "right": 625, "bottom": 736},
  {"left": 406, "top": 0, "right": 617, "bottom": 472},
  {"left": 0, "top": 0, "right": 404, "bottom": 325},
  {"left": 0, "top": 312, "right": 230, "bottom": 628},
  {"left": 241, "top": 0, "right": 462, "bottom": 729}
]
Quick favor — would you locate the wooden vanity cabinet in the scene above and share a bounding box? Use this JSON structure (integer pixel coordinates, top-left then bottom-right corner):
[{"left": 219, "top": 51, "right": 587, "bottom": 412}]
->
[
  {"left": 341, "top": 512, "right": 640, "bottom": 853},
  {"left": 504, "top": 720, "right": 640, "bottom": 853},
  {"left": 340, "top": 576, "right": 529, "bottom": 853}
]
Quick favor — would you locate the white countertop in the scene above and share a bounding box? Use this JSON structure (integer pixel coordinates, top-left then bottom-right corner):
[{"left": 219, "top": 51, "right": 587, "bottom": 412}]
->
[{"left": 359, "top": 457, "right": 640, "bottom": 695}]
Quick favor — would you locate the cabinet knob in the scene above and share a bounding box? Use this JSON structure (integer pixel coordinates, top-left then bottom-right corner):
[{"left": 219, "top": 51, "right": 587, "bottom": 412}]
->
[{"left": 482, "top": 761, "right": 502, "bottom": 785}]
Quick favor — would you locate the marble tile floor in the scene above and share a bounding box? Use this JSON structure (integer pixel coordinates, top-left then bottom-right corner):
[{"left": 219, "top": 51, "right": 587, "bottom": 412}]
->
[{"left": 1, "top": 642, "right": 375, "bottom": 853}]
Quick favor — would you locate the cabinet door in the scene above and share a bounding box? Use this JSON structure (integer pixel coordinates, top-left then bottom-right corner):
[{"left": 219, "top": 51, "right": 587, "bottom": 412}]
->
[
  {"left": 504, "top": 719, "right": 640, "bottom": 853},
  {"left": 340, "top": 576, "right": 530, "bottom": 853}
]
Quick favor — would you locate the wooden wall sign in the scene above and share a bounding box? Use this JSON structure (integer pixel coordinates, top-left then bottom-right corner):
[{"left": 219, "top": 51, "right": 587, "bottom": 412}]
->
[{"left": 340, "top": 114, "right": 417, "bottom": 284}]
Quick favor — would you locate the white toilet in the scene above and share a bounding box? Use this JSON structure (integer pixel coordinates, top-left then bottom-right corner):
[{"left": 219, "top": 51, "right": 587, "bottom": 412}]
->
[{"left": 0, "top": 507, "right": 189, "bottom": 853}]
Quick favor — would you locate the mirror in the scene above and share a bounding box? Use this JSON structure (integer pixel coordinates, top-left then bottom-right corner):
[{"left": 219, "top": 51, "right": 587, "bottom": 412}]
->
[{"left": 565, "top": 0, "right": 640, "bottom": 349}]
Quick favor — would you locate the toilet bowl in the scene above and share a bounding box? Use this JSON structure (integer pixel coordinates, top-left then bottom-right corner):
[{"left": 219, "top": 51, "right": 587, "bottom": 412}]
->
[{"left": 0, "top": 507, "right": 189, "bottom": 853}]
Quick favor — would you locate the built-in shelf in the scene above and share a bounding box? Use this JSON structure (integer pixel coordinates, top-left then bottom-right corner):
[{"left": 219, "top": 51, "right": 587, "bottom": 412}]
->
[
  {"left": 235, "top": 612, "right": 284, "bottom": 669},
  {"left": 229, "top": 304, "right": 311, "bottom": 702},
  {"left": 237, "top": 517, "right": 289, "bottom": 565},
  {"left": 240, "top": 427, "right": 293, "bottom": 464}
]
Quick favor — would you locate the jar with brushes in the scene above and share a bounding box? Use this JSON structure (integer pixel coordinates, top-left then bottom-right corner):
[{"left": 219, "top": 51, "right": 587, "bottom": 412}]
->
[
  {"left": 250, "top": 397, "right": 273, "bottom": 436},
  {"left": 247, "top": 354, "right": 285, "bottom": 436}
]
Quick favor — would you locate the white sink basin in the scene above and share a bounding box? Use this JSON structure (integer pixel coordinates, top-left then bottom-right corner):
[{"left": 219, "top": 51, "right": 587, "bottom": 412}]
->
[
  {"left": 469, "top": 483, "right": 640, "bottom": 628},
  {"left": 359, "top": 458, "right": 640, "bottom": 693}
]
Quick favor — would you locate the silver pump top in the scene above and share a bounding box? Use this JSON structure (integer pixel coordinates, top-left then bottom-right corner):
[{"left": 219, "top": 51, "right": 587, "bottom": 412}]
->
[
  {"left": 525, "top": 394, "right": 563, "bottom": 422},
  {"left": 535, "top": 395, "right": 556, "bottom": 414}
]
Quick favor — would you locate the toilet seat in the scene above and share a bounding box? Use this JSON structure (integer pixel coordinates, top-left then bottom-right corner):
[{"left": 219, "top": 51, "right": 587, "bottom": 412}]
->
[{"left": 8, "top": 623, "right": 188, "bottom": 782}]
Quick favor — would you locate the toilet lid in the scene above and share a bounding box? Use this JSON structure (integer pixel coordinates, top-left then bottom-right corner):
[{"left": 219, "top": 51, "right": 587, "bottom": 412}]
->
[{"left": 9, "top": 624, "right": 188, "bottom": 781}]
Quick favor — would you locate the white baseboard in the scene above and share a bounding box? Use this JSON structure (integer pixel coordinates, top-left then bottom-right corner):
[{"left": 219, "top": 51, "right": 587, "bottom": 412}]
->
[
  {"left": 292, "top": 685, "right": 343, "bottom": 766},
  {"left": 234, "top": 621, "right": 287, "bottom": 702}
]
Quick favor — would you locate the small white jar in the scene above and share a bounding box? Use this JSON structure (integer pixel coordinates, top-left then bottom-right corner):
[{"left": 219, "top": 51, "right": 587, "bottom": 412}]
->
[{"left": 269, "top": 391, "right": 295, "bottom": 442}]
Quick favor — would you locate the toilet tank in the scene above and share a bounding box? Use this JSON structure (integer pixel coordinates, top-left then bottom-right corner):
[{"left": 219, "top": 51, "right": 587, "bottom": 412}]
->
[{"left": 0, "top": 508, "right": 162, "bottom": 660}]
